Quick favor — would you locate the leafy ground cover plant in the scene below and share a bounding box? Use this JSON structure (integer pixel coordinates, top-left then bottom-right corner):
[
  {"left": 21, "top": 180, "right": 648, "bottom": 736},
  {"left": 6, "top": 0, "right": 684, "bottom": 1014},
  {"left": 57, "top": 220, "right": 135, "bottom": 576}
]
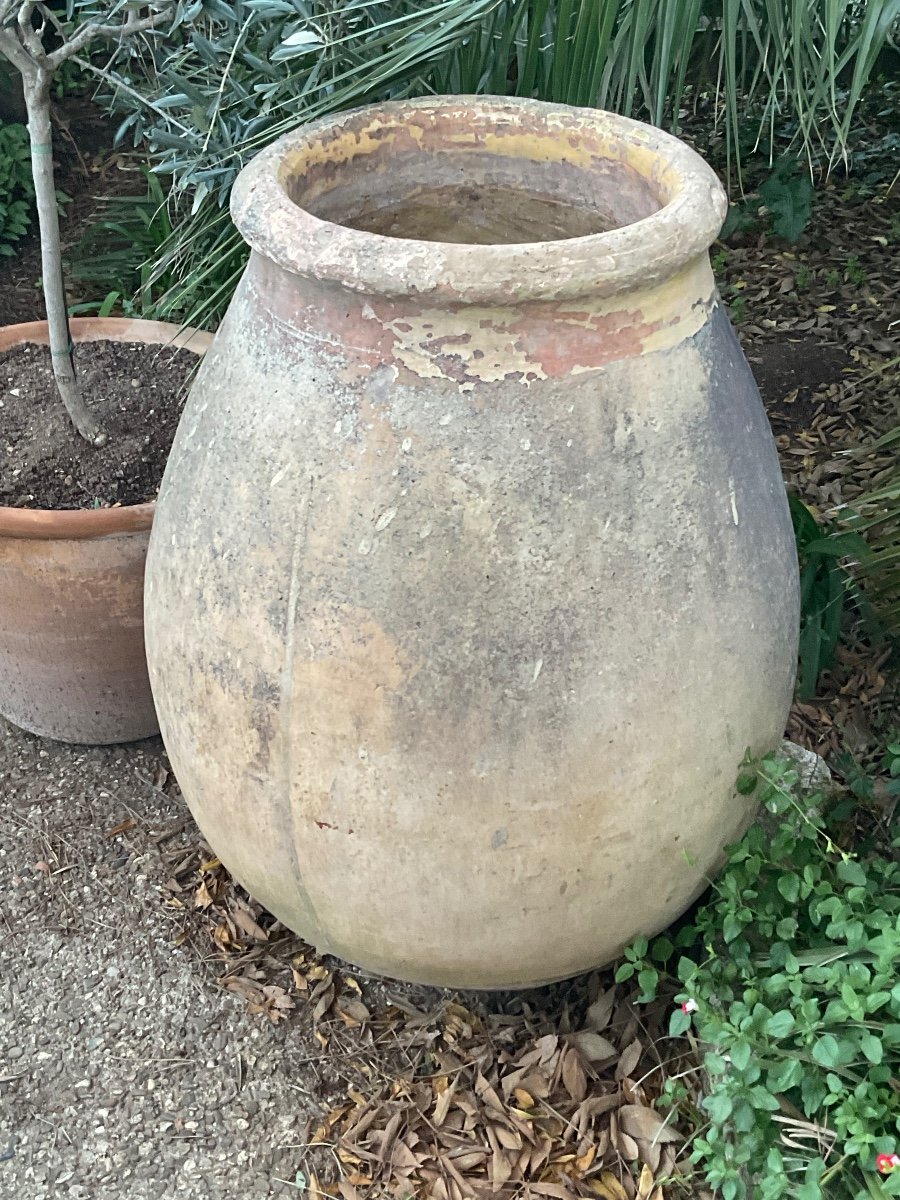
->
[
  {"left": 619, "top": 752, "right": 900, "bottom": 1200},
  {"left": 720, "top": 159, "right": 817, "bottom": 243}
]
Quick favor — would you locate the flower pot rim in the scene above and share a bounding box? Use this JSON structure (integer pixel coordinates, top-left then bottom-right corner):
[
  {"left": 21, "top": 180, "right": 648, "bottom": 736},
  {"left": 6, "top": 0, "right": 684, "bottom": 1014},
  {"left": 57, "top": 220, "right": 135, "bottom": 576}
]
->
[
  {"left": 0, "top": 316, "right": 212, "bottom": 541},
  {"left": 231, "top": 95, "right": 727, "bottom": 305}
]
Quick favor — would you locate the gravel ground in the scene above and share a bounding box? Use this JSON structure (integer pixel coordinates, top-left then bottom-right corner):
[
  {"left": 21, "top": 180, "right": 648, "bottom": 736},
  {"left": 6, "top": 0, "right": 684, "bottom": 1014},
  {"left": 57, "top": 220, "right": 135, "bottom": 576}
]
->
[{"left": 0, "top": 717, "right": 321, "bottom": 1200}]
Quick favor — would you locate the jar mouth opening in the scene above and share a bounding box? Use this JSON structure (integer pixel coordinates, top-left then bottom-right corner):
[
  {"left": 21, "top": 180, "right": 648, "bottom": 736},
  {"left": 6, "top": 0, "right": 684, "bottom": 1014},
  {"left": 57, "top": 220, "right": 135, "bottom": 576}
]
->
[{"left": 231, "top": 97, "right": 726, "bottom": 303}]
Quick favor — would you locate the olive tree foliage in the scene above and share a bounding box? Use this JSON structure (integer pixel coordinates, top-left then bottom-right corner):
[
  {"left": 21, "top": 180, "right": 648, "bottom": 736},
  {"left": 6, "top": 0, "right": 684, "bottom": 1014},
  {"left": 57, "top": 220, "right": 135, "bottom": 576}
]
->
[
  {"left": 88, "top": 0, "right": 507, "bottom": 328},
  {"left": 0, "top": 1, "right": 181, "bottom": 442}
]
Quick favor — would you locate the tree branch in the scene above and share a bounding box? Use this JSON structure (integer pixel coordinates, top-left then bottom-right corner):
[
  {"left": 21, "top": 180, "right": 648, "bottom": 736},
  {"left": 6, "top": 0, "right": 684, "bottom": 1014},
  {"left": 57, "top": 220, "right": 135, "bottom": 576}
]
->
[
  {"left": 48, "top": 6, "right": 172, "bottom": 68},
  {"left": 22, "top": 73, "right": 105, "bottom": 444},
  {"left": 16, "top": 0, "right": 45, "bottom": 63},
  {"left": 0, "top": 24, "right": 36, "bottom": 79}
]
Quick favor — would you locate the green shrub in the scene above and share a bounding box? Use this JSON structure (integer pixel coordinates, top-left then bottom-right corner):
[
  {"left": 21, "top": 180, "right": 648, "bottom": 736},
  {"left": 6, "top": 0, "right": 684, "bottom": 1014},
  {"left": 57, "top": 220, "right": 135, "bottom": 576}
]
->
[
  {"left": 88, "top": 0, "right": 900, "bottom": 327},
  {"left": 67, "top": 167, "right": 176, "bottom": 317},
  {"left": 620, "top": 751, "right": 900, "bottom": 1200},
  {"left": 791, "top": 497, "right": 868, "bottom": 700},
  {"left": 839, "top": 428, "right": 900, "bottom": 643},
  {"left": 0, "top": 119, "right": 34, "bottom": 254}
]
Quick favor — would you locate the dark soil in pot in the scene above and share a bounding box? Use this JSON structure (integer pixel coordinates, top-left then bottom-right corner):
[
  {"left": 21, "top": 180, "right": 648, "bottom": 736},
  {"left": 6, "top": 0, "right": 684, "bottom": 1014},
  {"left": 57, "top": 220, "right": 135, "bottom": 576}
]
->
[{"left": 0, "top": 339, "right": 199, "bottom": 509}]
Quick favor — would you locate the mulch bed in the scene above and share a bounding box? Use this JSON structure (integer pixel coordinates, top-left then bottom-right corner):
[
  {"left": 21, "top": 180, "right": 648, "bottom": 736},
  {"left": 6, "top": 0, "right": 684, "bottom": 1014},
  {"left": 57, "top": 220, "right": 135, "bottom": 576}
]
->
[
  {"left": 723, "top": 171, "right": 900, "bottom": 769},
  {"left": 156, "top": 832, "right": 692, "bottom": 1200}
]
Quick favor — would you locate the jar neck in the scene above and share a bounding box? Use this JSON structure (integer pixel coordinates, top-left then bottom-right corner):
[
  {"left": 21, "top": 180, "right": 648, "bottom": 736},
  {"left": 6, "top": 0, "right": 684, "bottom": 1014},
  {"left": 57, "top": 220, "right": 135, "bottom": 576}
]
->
[{"left": 245, "top": 252, "right": 716, "bottom": 386}]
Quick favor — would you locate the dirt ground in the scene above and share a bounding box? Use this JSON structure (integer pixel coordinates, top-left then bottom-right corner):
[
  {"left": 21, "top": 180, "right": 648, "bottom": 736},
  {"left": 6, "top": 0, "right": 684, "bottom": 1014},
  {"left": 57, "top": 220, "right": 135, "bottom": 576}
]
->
[{"left": 0, "top": 722, "right": 319, "bottom": 1200}]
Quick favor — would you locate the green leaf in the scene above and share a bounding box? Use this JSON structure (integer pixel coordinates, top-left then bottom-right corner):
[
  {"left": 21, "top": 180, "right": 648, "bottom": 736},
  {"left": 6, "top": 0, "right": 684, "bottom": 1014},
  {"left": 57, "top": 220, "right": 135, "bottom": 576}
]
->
[
  {"left": 759, "top": 164, "right": 814, "bottom": 241},
  {"left": 730, "top": 1040, "right": 752, "bottom": 1071},
  {"left": 703, "top": 1091, "right": 733, "bottom": 1123},
  {"left": 631, "top": 936, "right": 649, "bottom": 959},
  {"left": 837, "top": 858, "right": 867, "bottom": 886},
  {"left": 637, "top": 968, "right": 659, "bottom": 1000},
  {"left": 704, "top": 1052, "right": 729, "bottom": 1074},
  {"left": 812, "top": 1034, "right": 841, "bottom": 1068},
  {"left": 651, "top": 936, "right": 675, "bottom": 964},
  {"left": 767, "top": 1057, "right": 803, "bottom": 1092},
  {"left": 777, "top": 874, "right": 800, "bottom": 903},
  {"left": 801, "top": 1071, "right": 827, "bottom": 1114},
  {"left": 736, "top": 770, "right": 758, "bottom": 795},
  {"left": 765, "top": 1011, "right": 796, "bottom": 1038},
  {"left": 669, "top": 1007, "right": 692, "bottom": 1037},
  {"left": 723, "top": 913, "right": 744, "bottom": 943},
  {"left": 676, "top": 955, "right": 698, "bottom": 982},
  {"left": 860, "top": 1032, "right": 883, "bottom": 1064},
  {"left": 614, "top": 962, "right": 635, "bottom": 983},
  {"left": 748, "top": 1085, "right": 781, "bottom": 1111}
]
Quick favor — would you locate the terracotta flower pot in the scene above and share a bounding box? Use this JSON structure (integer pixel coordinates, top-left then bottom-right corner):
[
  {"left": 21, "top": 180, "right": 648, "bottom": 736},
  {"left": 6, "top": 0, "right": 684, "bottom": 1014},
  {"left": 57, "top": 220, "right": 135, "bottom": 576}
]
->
[
  {"left": 145, "top": 98, "right": 799, "bottom": 987},
  {"left": 0, "top": 317, "right": 211, "bottom": 744}
]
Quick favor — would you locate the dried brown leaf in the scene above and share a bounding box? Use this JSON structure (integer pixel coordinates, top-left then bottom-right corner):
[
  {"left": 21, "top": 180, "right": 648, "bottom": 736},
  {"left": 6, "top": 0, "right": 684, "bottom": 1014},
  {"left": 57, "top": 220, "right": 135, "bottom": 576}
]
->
[
  {"left": 583, "top": 988, "right": 616, "bottom": 1032},
  {"left": 570, "top": 1031, "right": 617, "bottom": 1062},
  {"left": 104, "top": 817, "right": 136, "bottom": 838},
  {"left": 575, "top": 1143, "right": 597, "bottom": 1173},
  {"left": 433, "top": 1077, "right": 458, "bottom": 1127},
  {"left": 561, "top": 1048, "right": 588, "bottom": 1102},
  {"left": 618, "top": 1105, "right": 683, "bottom": 1146},
  {"left": 574, "top": 1094, "right": 620, "bottom": 1122},
  {"left": 491, "top": 1123, "right": 522, "bottom": 1152},
  {"left": 616, "top": 1130, "right": 640, "bottom": 1162},
  {"left": 378, "top": 1111, "right": 403, "bottom": 1165},
  {"left": 336, "top": 996, "right": 371, "bottom": 1028},
  {"left": 588, "top": 1174, "right": 630, "bottom": 1200},
  {"left": 475, "top": 1073, "right": 505, "bottom": 1115},
  {"left": 222, "top": 974, "right": 263, "bottom": 1002},
  {"left": 536, "top": 1034, "right": 559, "bottom": 1062},
  {"left": 390, "top": 1139, "right": 420, "bottom": 1170},
  {"left": 447, "top": 1149, "right": 488, "bottom": 1170},
  {"left": 529, "top": 1182, "right": 577, "bottom": 1198},
  {"left": 231, "top": 903, "right": 269, "bottom": 942},
  {"left": 490, "top": 1144, "right": 513, "bottom": 1189},
  {"left": 311, "top": 982, "right": 336, "bottom": 1023},
  {"left": 637, "top": 1163, "right": 655, "bottom": 1200},
  {"left": 615, "top": 1039, "right": 642, "bottom": 1081}
]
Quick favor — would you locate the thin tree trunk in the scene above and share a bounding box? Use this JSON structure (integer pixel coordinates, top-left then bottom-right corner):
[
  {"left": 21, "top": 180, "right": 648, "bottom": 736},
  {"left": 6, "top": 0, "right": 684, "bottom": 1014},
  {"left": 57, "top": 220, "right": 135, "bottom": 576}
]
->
[{"left": 23, "top": 71, "right": 105, "bottom": 445}]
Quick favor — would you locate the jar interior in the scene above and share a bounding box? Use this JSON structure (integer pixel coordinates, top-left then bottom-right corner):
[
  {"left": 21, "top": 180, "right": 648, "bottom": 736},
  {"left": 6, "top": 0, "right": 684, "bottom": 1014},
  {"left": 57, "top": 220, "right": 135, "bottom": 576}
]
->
[{"left": 279, "top": 111, "right": 668, "bottom": 246}]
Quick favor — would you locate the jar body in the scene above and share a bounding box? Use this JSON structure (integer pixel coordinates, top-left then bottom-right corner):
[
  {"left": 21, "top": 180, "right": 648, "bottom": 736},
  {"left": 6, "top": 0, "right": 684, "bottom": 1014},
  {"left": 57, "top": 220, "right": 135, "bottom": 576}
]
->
[{"left": 145, "top": 101, "right": 798, "bottom": 987}]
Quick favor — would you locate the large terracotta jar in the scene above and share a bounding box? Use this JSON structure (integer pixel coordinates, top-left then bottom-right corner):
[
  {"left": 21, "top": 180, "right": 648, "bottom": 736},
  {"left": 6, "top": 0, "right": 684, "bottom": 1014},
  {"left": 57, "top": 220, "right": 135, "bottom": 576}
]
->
[{"left": 145, "top": 98, "right": 799, "bottom": 988}]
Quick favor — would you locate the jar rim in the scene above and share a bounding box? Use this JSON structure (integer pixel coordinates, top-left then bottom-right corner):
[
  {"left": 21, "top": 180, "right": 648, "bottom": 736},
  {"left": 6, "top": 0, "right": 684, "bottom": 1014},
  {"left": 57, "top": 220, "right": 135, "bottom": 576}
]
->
[{"left": 230, "top": 96, "right": 727, "bottom": 305}]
